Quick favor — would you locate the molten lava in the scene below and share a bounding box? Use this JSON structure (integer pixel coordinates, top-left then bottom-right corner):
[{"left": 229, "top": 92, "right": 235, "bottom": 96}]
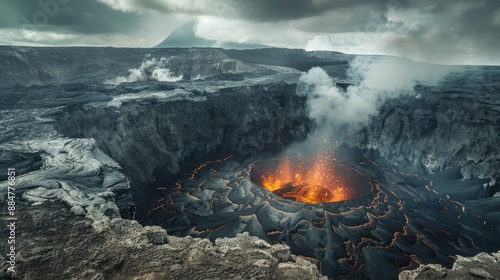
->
[{"left": 259, "top": 154, "right": 351, "bottom": 203}]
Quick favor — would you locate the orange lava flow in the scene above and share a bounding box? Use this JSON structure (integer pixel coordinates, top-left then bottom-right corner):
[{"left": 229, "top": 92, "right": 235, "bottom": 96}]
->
[{"left": 260, "top": 154, "right": 350, "bottom": 203}]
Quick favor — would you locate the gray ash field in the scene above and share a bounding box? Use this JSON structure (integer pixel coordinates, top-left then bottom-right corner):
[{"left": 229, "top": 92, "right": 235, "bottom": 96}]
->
[{"left": 1, "top": 46, "right": 499, "bottom": 279}]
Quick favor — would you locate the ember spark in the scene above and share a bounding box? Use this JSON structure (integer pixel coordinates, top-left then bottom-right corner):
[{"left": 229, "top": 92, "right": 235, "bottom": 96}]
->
[{"left": 259, "top": 154, "right": 351, "bottom": 203}]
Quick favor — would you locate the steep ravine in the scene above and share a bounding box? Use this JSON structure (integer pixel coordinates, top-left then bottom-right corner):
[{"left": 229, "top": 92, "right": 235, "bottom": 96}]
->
[
  {"left": 55, "top": 82, "right": 500, "bottom": 194},
  {"left": 55, "top": 83, "right": 310, "bottom": 184}
]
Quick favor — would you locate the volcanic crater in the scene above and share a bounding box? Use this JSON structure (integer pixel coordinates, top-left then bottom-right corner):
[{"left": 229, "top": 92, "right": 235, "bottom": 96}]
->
[
  {"left": 249, "top": 155, "right": 374, "bottom": 203},
  {"left": 1, "top": 47, "right": 499, "bottom": 280}
]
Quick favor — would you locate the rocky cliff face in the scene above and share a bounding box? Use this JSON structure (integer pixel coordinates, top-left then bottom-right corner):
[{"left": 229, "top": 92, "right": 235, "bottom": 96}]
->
[
  {"left": 55, "top": 83, "right": 309, "bottom": 184},
  {"left": 335, "top": 76, "right": 500, "bottom": 186}
]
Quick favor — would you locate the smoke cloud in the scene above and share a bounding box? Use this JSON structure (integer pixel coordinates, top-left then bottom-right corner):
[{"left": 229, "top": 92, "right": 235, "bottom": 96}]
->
[
  {"left": 299, "top": 56, "right": 453, "bottom": 125},
  {"left": 105, "top": 57, "right": 183, "bottom": 85},
  {"left": 290, "top": 56, "right": 455, "bottom": 155}
]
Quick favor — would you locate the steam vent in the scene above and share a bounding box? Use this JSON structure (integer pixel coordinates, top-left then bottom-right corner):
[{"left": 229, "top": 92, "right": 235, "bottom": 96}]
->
[{"left": 1, "top": 46, "right": 499, "bottom": 280}]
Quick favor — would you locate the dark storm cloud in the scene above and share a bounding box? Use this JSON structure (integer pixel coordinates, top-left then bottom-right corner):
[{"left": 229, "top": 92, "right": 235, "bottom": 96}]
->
[
  {"left": 293, "top": 5, "right": 390, "bottom": 34},
  {"left": 231, "top": 0, "right": 500, "bottom": 64},
  {"left": 0, "top": 0, "right": 498, "bottom": 63},
  {"left": 94, "top": 0, "right": 395, "bottom": 34},
  {"left": 230, "top": 0, "right": 395, "bottom": 34},
  {"left": 114, "top": 0, "right": 391, "bottom": 27},
  {"left": 235, "top": 0, "right": 387, "bottom": 22},
  {"left": 382, "top": 0, "right": 500, "bottom": 64},
  {"left": 0, "top": 0, "right": 145, "bottom": 35}
]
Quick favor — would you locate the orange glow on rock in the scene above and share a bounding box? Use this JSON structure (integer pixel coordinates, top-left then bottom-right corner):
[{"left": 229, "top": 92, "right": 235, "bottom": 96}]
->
[{"left": 259, "top": 154, "right": 351, "bottom": 203}]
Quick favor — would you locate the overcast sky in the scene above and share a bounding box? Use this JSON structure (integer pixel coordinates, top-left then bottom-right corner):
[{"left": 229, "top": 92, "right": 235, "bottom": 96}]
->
[{"left": 0, "top": 0, "right": 499, "bottom": 65}]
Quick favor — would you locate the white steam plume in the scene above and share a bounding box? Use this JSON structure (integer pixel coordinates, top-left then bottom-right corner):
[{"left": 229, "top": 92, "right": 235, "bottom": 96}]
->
[
  {"left": 105, "top": 57, "right": 183, "bottom": 85},
  {"left": 298, "top": 56, "right": 453, "bottom": 126},
  {"left": 289, "top": 56, "right": 456, "bottom": 155}
]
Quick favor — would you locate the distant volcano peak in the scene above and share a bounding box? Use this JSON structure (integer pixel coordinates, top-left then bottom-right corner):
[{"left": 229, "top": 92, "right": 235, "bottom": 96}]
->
[{"left": 155, "top": 19, "right": 268, "bottom": 49}]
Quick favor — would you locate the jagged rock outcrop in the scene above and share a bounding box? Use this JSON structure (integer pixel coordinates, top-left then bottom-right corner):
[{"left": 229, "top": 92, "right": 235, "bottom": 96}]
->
[
  {"left": 399, "top": 251, "right": 500, "bottom": 280},
  {"left": 0, "top": 200, "right": 325, "bottom": 280}
]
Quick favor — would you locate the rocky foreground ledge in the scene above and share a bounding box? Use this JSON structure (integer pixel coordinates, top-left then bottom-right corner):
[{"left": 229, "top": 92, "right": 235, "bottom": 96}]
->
[
  {"left": 0, "top": 200, "right": 325, "bottom": 280},
  {"left": 400, "top": 252, "right": 500, "bottom": 280}
]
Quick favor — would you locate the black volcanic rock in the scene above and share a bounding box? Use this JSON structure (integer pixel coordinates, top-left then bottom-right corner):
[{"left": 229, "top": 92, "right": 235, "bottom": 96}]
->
[
  {"left": 0, "top": 47, "right": 276, "bottom": 87},
  {"left": 0, "top": 46, "right": 499, "bottom": 279},
  {"left": 222, "top": 48, "right": 349, "bottom": 71},
  {"left": 332, "top": 74, "right": 500, "bottom": 186},
  {"left": 54, "top": 83, "right": 309, "bottom": 184}
]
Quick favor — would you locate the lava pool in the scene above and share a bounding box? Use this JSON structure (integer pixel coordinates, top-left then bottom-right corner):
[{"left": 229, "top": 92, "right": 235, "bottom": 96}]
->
[{"left": 250, "top": 156, "right": 373, "bottom": 203}]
